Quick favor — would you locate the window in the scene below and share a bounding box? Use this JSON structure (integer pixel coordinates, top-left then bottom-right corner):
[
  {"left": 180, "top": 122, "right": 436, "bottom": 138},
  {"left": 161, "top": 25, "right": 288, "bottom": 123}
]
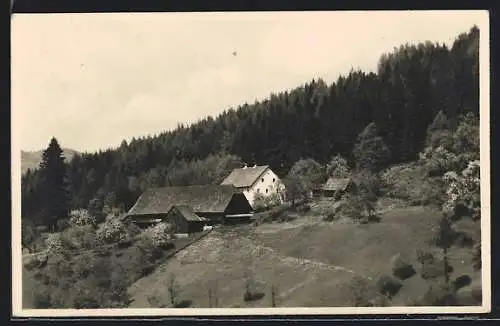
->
[
  {"left": 272, "top": 178, "right": 276, "bottom": 182},
  {"left": 265, "top": 189, "right": 268, "bottom": 194},
  {"left": 261, "top": 178, "right": 264, "bottom": 183}
]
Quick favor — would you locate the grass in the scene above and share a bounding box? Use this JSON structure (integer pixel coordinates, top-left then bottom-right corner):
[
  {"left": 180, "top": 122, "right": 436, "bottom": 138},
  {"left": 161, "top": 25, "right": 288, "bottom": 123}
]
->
[
  {"left": 127, "top": 205, "right": 481, "bottom": 308},
  {"left": 23, "top": 201, "right": 481, "bottom": 308}
]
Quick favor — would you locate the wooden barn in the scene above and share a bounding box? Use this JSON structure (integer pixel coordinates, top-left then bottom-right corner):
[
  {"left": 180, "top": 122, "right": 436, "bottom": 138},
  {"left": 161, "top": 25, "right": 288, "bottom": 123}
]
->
[
  {"left": 313, "top": 177, "right": 355, "bottom": 199},
  {"left": 122, "top": 185, "right": 254, "bottom": 229},
  {"left": 165, "top": 205, "right": 208, "bottom": 235}
]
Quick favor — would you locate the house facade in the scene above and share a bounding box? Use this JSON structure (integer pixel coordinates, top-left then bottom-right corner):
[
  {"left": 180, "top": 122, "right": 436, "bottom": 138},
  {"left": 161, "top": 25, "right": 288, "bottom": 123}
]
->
[{"left": 221, "top": 165, "right": 286, "bottom": 208}]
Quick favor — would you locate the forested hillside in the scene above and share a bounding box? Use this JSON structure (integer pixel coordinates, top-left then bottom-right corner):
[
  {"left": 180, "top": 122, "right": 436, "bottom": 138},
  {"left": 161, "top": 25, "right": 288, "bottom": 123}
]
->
[{"left": 21, "top": 26, "right": 479, "bottom": 226}]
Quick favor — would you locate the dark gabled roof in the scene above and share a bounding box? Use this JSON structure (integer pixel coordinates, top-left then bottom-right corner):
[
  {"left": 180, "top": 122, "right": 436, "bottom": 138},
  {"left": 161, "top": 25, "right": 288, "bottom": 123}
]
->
[
  {"left": 126, "top": 185, "right": 242, "bottom": 216},
  {"left": 220, "top": 165, "right": 270, "bottom": 188},
  {"left": 169, "top": 205, "right": 207, "bottom": 222},
  {"left": 321, "top": 177, "right": 352, "bottom": 192}
]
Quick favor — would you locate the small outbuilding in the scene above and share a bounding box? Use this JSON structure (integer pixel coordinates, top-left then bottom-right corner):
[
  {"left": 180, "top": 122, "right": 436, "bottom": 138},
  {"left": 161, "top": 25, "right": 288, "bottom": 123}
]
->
[
  {"left": 165, "top": 205, "right": 208, "bottom": 235},
  {"left": 315, "top": 177, "right": 355, "bottom": 199}
]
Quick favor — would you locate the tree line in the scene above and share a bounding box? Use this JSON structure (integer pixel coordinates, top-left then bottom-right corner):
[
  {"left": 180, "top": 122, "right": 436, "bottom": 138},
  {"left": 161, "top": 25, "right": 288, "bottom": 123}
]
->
[{"left": 21, "top": 26, "right": 479, "bottom": 227}]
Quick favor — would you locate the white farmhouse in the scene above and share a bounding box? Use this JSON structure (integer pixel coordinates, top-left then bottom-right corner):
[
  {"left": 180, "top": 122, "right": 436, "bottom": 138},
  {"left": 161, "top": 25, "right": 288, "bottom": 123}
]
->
[{"left": 221, "top": 164, "right": 286, "bottom": 208}]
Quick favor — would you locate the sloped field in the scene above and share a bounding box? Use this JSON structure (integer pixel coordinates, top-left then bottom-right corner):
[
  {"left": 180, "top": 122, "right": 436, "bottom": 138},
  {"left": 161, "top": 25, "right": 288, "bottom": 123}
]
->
[{"left": 128, "top": 206, "right": 481, "bottom": 308}]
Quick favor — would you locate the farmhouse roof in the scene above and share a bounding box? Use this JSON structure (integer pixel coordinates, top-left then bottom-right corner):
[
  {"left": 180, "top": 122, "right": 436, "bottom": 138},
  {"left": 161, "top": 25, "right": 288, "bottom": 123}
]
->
[
  {"left": 169, "top": 205, "right": 208, "bottom": 222},
  {"left": 220, "top": 165, "right": 270, "bottom": 188},
  {"left": 126, "top": 185, "right": 241, "bottom": 216},
  {"left": 321, "top": 177, "right": 352, "bottom": 192}
]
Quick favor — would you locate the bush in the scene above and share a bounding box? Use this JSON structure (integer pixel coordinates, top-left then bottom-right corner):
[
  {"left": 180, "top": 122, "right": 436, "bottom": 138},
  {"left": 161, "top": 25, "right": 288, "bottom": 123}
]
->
[
  {"left": 294, "top": 203, "right": 311, "bottom": 213},
  {"left": 416, "top": 249, "right": 436, "bottom": 265},
  {"left": 96, "top": 219, "right": 128, "bottom": 244},
  {"left": 453, "top": 231, "right": 474, "bottom": 248},
  {"left": 69, "top": 209, "right": 97, "bottom": 227},
  {"left": 173, "top": 299, "right": 193, "bottom": 308},
  {"left": 56, "top": 219, "right": 70, "bottom": 232},
  {"left": 73, "top": 295, "right": 100, "bottom": 309},
  {"left": 391, "top": 254, "right": 416, "bottom": 280},
  {"left": 347, "top": 275, "right": 387, "bottom": 307},
  {"left": 338, "top": 194, "right": 378, "bottom": 223},
  {"left": 451, "top": 275, "right": 472, "bottom": 292},
  {"left": 60, "top": 224, "right": 97, "bottom": 250},
  {"left": 142, "top": 222, "right": 174, "bottom": 249},
  {"left": 45, "top": 233, "right": 64, "bottom": 255},
  {"left": 376, "top": 275, "right": 402, "bottom": 299},
  {"left": 243, "top": 290, "right": 265, "bottom": 302},
  {"left": 33, "top": 287, "right": 53, "bottom": 308},
  {"left": 136, "top": 236, "right": 165, "bottom": 264},
  {"left": 420, "top": 259, "right": 454, "bottom": 280},
  {"left": 419, "top": 283, "right": 458, "bottom": 306},
  {"left": 126, "top": 222, "right": 142, "bottom": 239}
]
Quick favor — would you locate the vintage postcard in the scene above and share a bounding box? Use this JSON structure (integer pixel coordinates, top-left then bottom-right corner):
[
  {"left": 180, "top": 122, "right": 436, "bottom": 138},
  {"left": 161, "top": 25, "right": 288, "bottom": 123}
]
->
[{"left": 11, "top": 10, "right": 490, "bottom": 317}]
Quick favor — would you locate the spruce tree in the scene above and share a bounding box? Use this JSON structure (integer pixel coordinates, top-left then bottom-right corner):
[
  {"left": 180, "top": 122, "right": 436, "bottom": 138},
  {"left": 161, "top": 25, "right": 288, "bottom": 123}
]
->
[
  {"left": 353, "top": 122, "right": 391, "bottom": 172},
  {"left": 38, "top": 137, "right": 70, "bottom": 231}
]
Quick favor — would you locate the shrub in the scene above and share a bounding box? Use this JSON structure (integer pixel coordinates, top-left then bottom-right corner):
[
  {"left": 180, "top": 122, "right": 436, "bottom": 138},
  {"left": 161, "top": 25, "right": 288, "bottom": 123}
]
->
[
  {"left": 60, "top": 224, "right": 97, "bottom": 250},
  {"left": 242, "top": 276, "right": 265, "bottom": 302},
  {"left": 56, "top": 219, "right": 70, "bottom": 232},
  {"left": 136, "top": 236, "right": 165, "bottom": 264},
  {"left": 253, "top": 192, "right": 282, "bottom": 212},
  {"left": 416, "top": 249, "right": 436, "bottom": 265},
  {"left": 453, "top": 231, "right": 474, "bottom": 248},
  {"left": 294, "top": 203, "right": 311, "bottom": 213},
  {"left": 96, "top": 219, "right": 127, "bottom": 244},
  {"left": 347, "top": 275, "right": 386, "bottom": 307},
  {"left": 69, "top": 209, "right": 97, "bottom": 227},
  {"left": 420, "top": 259, "right": 454, "bottom": 280},
  {"left": 442, "top": 161, "right": 480, "bottom": 221},
  {"left": 73, "top": 295, "right": 100, "bottom": 309},
  {"left": 147, "top": 294, "right": 165, "bottom": 308},
  {"left": 125, "top": 222, "right": 142, "bottom": 239},
  {"left": 338, "top": 194, "right": 378, "bottom": 223},
  {"left": 45, "top": 233, "right": 64, "bottom": 255},
  {"left": 243, "top": 289, "right": 265, "bottom": 302},
  {"left": 376, "top": 275, "right": 402, "bottom": 299},
  {"left": 173, "top": 299, "right": 193, "bottom": 308},
  {"left": 33, "top": 287, "right": 53, "bottom": 308},
  {"left": 451, "top": 275, "right": 472, "bottom": 292},
  {"left": 141, "top": 222, "right": 174, "bottom": 249},
  {"left": 391, "top": 254, "right": 416, "bottom": 280},
  {"left": 419, "top": 283, "right": 458, "bottom": 306}
]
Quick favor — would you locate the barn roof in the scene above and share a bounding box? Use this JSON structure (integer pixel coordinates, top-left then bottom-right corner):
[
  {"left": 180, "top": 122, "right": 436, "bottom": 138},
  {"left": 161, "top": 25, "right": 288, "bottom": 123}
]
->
[
  {"left": 220, "top": 165, "right": 270, "bottom": 188},
  {"left": 169, "top": 205, "right": 207, "bottom": 222},
  {"left": 322, "top": 177, "right": 352, "bottom": 192},
  {"left": 126, "top": 185, "right": 242, "bottom": 216}
]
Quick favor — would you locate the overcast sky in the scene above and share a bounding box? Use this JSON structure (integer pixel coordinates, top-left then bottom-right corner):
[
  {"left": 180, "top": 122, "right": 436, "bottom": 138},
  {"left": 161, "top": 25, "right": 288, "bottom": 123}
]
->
[{"left": 11, "top": 11, "right": 487, "bottom": 153}]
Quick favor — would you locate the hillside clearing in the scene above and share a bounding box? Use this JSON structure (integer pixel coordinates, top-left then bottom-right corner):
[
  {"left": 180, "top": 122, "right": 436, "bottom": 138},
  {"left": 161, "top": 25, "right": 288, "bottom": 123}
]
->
[{"left": 127, "top": 206, "right": 480, "bottom": 307}]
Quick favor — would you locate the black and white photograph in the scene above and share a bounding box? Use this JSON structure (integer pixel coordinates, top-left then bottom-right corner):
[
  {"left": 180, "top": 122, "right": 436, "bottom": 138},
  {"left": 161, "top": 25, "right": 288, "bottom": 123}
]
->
[{"left": 11, "top": 10, "right": 490, "bottom": 316}]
